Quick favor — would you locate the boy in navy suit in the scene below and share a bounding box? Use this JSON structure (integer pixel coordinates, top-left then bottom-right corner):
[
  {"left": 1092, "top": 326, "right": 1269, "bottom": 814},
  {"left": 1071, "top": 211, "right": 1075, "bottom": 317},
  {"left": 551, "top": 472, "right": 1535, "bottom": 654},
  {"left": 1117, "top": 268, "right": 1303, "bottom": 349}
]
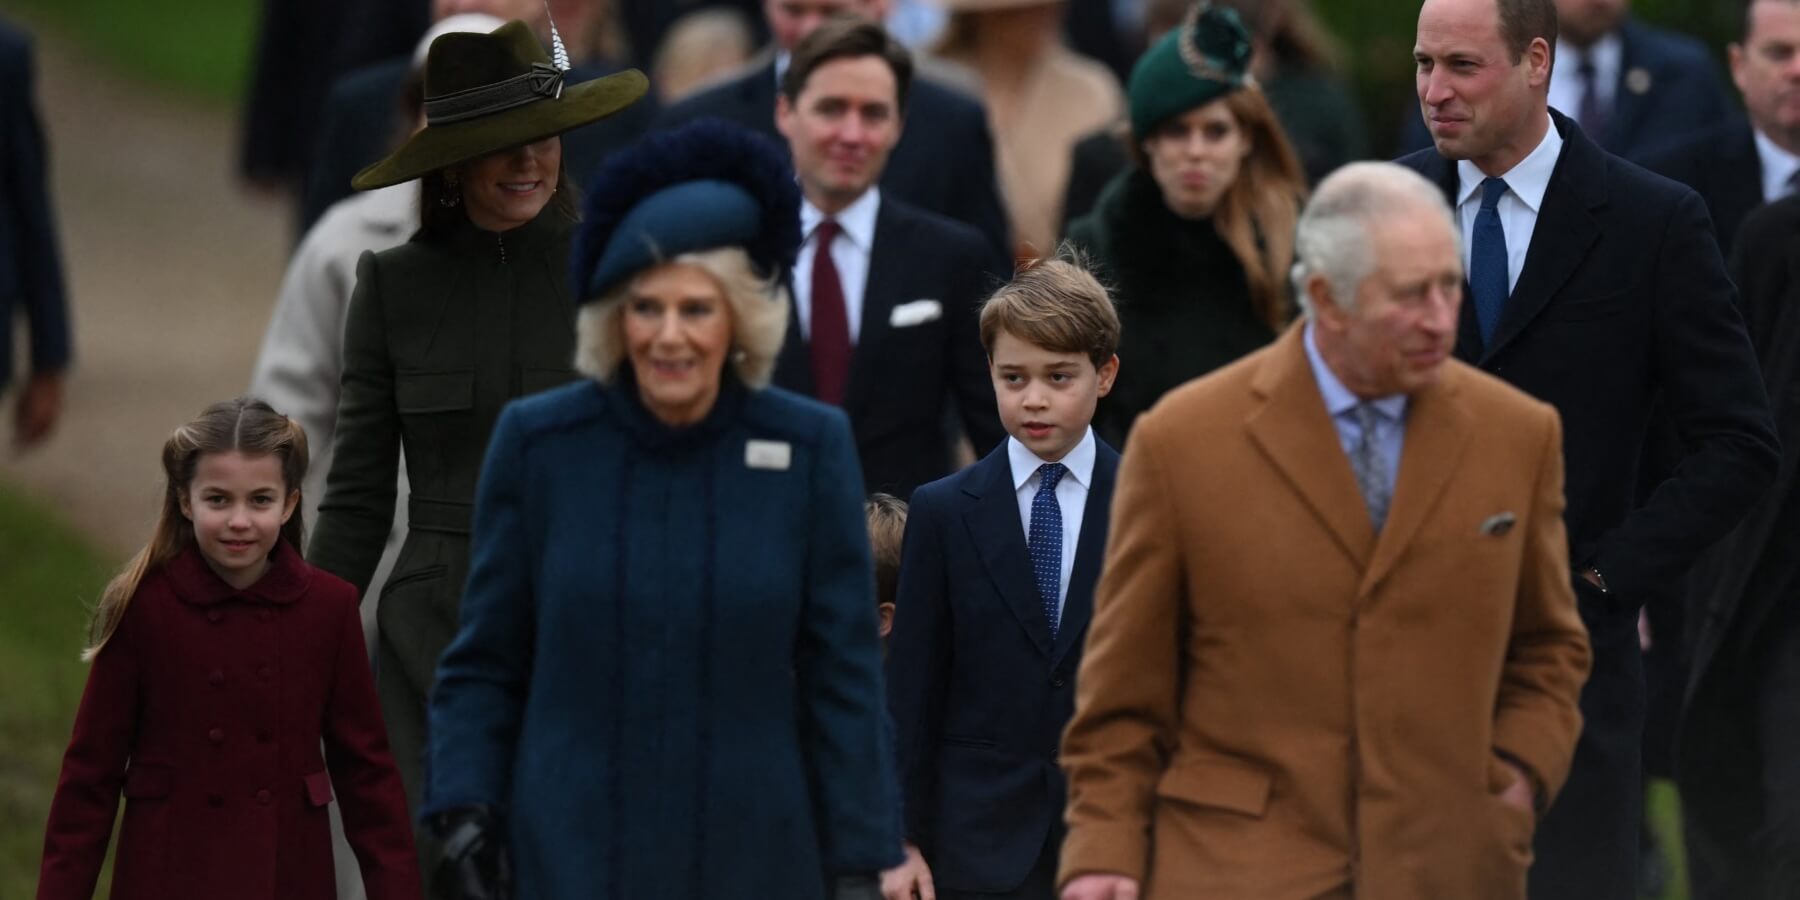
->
[{"left": 885, "top": 259, "right": 1122, "bottom": 900}]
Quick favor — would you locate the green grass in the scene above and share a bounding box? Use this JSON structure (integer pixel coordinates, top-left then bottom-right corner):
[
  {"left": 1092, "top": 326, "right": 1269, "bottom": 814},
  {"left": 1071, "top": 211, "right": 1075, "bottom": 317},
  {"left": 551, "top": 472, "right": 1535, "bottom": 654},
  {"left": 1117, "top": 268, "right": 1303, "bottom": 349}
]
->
[
  {"left": 0, "top": 484, "right": 119, "bottom": 897},
  {"left": 9, "top": 0, "right": 258, "bottom": 104}
]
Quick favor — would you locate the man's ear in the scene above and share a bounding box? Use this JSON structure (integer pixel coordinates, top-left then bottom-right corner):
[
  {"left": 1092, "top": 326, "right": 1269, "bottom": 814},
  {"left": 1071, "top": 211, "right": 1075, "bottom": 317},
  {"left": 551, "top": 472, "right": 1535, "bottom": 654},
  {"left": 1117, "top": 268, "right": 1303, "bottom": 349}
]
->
[
  {"left": 878, "top": 602, "right": 896, "bottom": 638},
  {"left": 1307, "top": 276, "right": 1345, "bottom": 329},
  {"left": 775, "top": 93, "right": 796, "bottom": 140}
]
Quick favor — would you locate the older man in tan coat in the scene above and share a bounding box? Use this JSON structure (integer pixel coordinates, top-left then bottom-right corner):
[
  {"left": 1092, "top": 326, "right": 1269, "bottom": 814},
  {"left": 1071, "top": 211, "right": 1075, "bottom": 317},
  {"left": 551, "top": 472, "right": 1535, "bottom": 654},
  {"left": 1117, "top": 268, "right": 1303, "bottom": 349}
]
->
[{"left": 1058, "top": 162, "right": 1591, "bottom": 900}]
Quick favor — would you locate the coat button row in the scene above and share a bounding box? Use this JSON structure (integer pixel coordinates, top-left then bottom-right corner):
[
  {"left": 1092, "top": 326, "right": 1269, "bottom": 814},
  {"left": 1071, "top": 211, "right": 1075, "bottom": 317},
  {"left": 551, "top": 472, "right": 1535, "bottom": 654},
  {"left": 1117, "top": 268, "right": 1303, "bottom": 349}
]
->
[
  {"left": 256, "top": 609, "right": 271, "bottom": 623},
  {"left": 206, "top": 609, "right": 223, "bottom": 623},
  {"left": 255, "top": 789, "right": 272, "bottom": 805},
  {"left": 208, "top": 669, "right": 224, "bottom": 686},
  {"left": 208, "top": 727, "right": 224, "bottom": 744},
  {"left": 208, "top": 793, "right": 223, "bottom": 808},
  {"left": 257, "top": 728, "right": 272, "bottom": 744},
  {"left": 259, "top": 665, "right": 273, "bottom": 680}
]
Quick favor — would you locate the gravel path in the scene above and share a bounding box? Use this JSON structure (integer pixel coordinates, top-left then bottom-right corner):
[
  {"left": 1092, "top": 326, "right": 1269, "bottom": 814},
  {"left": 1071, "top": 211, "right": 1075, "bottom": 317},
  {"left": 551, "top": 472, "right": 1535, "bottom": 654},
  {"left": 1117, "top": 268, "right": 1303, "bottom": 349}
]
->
[{"left": 0, "top": 22, "right": 292, "bottom": 557}]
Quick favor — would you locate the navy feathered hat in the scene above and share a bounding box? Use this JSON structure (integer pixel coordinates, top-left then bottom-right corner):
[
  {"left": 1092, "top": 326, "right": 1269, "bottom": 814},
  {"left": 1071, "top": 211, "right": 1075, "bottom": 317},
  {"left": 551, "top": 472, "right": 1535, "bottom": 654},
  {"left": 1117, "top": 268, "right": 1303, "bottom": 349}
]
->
[{"left": 570, "top": 119, "right": 802, "bottom": 303}]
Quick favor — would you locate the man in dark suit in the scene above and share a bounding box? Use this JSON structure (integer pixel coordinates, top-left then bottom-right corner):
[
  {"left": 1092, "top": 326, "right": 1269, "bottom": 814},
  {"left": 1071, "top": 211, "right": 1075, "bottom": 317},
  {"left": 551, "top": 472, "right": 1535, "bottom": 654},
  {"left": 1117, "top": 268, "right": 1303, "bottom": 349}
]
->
[
  {"left": 1401, "top": 0, "right": 1779, "bottom": 898},
  {"left": 1637, "top": 0, "right": 1800, "bottom": 256},
  {"left": 659, "top": 0, "right": 1011, "bottom": 258},
  {"left": 1676, "top": 194, "right": 1800, "bottom": 900},
  {"left": 1397, "top": 2, "right": 1731, "bottom": 159},
  {"left": 771, "top": 19, "right": 1006, "bottom": 501},
  {"left": 888, "top": 257, "right": 1121, "bottom": 900},
  {"left": 0, "top": 18, "right": 70, "bottom": 451}
]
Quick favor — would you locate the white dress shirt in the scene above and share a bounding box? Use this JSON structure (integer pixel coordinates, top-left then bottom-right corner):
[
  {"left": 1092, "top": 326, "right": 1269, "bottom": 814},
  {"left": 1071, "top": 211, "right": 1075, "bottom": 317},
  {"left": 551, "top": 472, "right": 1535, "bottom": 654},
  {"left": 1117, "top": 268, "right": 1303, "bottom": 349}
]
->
[
  {"left": 1457, "top": 115, "right": 1565, "bottom": 293},
  {"left": 1008, "top": 427, "right": 1096, "bottom": 619},
  {"left": 1548, "top": 34, "right": 1622, "bottom": 126},
  {"left": 793, "top": 188, "right": 881, "bottom": 342},
  {"left": 1755, "top": 128, "right": 1800, "bottom": 203}
]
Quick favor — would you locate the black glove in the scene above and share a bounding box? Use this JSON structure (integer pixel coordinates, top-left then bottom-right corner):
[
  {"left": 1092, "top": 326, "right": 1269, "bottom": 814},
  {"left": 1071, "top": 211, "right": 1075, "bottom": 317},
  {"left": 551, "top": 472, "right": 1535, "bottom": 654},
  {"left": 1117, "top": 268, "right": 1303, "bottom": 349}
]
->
[
  {"left": 431, "top": 806, "right": 513, "bottom": 900},
  {"left": 833, "top": 874, "right": 883, "bottom": 900}
]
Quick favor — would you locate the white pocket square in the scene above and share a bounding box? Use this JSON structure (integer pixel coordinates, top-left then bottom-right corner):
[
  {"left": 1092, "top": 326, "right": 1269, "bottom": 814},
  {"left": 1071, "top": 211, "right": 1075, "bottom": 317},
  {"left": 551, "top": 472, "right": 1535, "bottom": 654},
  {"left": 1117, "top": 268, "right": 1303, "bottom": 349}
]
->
[{"left": 889, "top": 299, "right": 943, "bottom": 328}]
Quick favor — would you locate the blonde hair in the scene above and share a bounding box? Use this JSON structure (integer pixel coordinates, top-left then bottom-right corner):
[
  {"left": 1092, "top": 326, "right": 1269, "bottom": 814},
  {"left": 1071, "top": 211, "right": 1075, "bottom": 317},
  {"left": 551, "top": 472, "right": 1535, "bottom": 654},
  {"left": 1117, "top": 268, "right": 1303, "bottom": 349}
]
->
[
  {"left": 84, "top": 397, "right": 308, "bottom": 661},
  {"left": 979, "top": 252, "right": 1121, "bottom": 367},
  {"left": 865, "top": 493, "right": 909, "bottom": 609},
  {"left": 574, "top": 247, "right": 791, "bottom": 388}
]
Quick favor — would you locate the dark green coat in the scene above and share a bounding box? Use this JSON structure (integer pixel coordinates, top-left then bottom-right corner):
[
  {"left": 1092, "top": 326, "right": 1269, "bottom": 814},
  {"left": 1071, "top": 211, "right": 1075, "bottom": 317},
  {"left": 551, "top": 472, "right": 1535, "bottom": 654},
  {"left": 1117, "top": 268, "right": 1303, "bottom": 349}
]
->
[
  {"left": 307, "top": 211, "right": 578, "bottom": 851},
  {"left": 1066, "top": 168, "right": 1276, "bottom": 448}
]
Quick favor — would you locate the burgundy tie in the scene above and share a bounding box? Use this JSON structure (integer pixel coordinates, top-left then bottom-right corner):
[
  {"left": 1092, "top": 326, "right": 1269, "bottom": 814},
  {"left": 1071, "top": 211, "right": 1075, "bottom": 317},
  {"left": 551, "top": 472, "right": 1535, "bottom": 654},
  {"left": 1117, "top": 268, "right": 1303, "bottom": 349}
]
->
[{"left": 809, "top": 219, "right": 852, "bottom": 405}]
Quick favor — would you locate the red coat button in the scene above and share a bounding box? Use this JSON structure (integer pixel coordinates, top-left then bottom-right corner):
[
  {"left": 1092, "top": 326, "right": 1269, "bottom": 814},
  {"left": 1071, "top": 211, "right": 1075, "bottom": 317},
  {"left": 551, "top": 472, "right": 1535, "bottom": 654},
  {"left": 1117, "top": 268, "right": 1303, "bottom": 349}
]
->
[
  {"left": 206, "top": 609, "right": 223, "bottom": 623},
  {"left": 255, "top": 789, "right": 271, "bottom": 805},
  {"left": 208, "top": 727, "right": 224, "bottom": 744},
  {"left": 208, "top": 793, "right": 224, "bottom": 808},
  {"left": 256, "top": 728, "right": 272, "bottom": 743},
  {"left": 256, "top": 609, "right": 270, "bottom": 622},
  {"left": 208, "top": 669, "right": 224, "bottom": 686},
  {"left": 259, "top": 665, "right": 273, "bottom": 680}
]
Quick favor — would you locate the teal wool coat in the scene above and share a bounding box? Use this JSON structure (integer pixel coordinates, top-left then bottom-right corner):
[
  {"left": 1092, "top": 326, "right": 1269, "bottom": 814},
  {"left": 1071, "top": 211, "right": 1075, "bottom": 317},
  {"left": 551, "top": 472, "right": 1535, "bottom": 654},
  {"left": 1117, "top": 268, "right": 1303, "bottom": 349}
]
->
[
  {"left": 306, "top": 211, "right": 579, "bottom": 871},
  {"left": 424, "top": 374, "right": 903, "bottom": 900}
]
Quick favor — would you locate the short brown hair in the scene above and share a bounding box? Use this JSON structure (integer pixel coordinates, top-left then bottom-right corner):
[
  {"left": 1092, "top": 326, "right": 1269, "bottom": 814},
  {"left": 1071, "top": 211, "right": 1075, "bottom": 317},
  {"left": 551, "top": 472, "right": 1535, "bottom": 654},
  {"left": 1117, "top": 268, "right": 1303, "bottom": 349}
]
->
[
  {"left": 780, "top": 16, "right": 914, "bottom": 112},
  {"left": 1497, "top": 0, "right": 1557, "bottom": 64},
  {"left": 865, "top": 493, "right": 908, "bottom": 609},
  {"left": 979, "top": 254, "right": 1121, "bottom": 368}
]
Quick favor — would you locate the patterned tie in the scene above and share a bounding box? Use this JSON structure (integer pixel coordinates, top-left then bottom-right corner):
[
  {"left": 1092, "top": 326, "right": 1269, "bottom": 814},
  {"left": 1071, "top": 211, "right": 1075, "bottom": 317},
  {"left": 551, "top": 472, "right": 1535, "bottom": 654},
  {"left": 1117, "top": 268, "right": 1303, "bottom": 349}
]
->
[
  {"left": 1028, "top": 463, "right": 1066, "bottom": 639},
  {"left": 1576, "top": 50, "right": 1608, "bottom": 140},
  {"left": 1350, "top": 405, "right": 1391, "bottom": 531},
  {"left": 809, "top": 219, "right": 852, "bottom": 405},
  {"left": 1470, "top": 177, "right": 1510, "bottom": 346}
]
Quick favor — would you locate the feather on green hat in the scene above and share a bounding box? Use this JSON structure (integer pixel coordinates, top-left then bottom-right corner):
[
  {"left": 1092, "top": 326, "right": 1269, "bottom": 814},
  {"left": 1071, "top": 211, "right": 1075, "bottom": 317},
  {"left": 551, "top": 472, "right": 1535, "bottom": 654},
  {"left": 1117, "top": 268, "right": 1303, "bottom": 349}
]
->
[{"left": 1127, "top": 3, "right": 1255, "bottom": 141}]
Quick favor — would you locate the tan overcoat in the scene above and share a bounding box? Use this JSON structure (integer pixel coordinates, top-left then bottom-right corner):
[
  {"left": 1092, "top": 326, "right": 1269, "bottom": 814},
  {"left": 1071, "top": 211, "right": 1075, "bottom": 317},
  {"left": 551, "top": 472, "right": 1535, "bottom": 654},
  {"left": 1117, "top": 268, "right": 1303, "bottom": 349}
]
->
[{"left": 1058, "top": 325, "right": 1591, "bottom": 899}]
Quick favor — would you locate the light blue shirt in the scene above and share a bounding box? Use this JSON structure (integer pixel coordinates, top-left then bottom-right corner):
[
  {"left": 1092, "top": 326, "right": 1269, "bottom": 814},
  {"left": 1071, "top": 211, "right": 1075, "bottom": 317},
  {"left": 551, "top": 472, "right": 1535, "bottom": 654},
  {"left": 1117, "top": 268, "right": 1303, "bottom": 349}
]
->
[{"left": 1304, "top": 323, "right": 1408, "bottom": 499}]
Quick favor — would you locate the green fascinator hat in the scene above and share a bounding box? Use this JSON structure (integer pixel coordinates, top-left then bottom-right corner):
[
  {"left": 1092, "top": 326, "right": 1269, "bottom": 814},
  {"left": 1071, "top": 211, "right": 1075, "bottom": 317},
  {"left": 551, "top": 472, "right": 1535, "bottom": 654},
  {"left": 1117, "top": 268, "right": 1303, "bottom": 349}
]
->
[
  {"left": 352, "top": 19, "right": 648, "bottom": 190},
  {"left": 1127, "top": 2, "right": 1255, "bottom": 141}
]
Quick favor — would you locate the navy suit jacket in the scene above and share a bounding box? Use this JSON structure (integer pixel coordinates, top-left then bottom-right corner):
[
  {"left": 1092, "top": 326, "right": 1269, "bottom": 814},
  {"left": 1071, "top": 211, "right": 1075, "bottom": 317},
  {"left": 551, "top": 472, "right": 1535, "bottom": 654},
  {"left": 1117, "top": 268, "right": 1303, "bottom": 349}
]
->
[
  {"left": 656, "top": 59, "right": 1012, "bottom": 259},
  {"left": 0, "top": 19, "right": 70, "bottom": 390},
  {"left": 1635, "top": 118, "right": 1764, "bottom": 257},
  {"left": 886, "top": 438, "right": 1120, "bottom": 893},
  {"left": 1397, "top": 17, "right": 1731, "bottom": 159},
  {"left": 772, "top": 196, "right": 1008, "bottom": 500}
]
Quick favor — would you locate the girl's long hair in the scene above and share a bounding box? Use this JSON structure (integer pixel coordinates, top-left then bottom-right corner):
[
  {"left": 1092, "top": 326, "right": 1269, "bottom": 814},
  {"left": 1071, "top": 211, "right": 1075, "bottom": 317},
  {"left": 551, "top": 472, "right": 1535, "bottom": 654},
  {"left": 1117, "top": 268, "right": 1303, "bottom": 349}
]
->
[{"left": 83, "top": 397, "right": 309, "bottom": 661}]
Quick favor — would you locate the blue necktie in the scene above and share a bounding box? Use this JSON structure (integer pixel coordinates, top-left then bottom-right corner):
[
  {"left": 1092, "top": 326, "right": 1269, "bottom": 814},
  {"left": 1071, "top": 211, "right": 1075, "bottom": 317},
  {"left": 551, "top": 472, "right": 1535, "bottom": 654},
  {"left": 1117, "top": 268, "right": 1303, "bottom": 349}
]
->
[
  {"left": 1471, "top": 177, "right": 1511, "bottom": 345},
  {"left": 1028, "top": 463, "right": 1066, "bottom": 639}
]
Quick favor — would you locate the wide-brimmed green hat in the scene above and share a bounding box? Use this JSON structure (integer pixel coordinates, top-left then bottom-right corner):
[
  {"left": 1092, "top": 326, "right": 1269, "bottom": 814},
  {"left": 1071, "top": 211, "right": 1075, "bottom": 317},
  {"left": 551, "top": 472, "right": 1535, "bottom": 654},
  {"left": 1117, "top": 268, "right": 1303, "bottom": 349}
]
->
[
  {"left": 1127, "top": 2, "right": 1254, "bottom": 141},
  {"left": 351, "top": 20, "right": 647, "bottom": 190}
]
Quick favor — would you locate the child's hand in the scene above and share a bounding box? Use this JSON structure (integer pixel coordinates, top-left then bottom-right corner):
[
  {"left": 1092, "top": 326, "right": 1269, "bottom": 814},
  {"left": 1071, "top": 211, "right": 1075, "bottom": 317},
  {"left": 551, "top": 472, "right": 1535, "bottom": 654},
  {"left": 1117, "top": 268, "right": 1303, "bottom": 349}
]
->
[
  {"left": 880, "top": 842, "right": 936, "bottom": 900},
  {"left": 1062, "top": 873, "right": 1140, "bottom": 900}
]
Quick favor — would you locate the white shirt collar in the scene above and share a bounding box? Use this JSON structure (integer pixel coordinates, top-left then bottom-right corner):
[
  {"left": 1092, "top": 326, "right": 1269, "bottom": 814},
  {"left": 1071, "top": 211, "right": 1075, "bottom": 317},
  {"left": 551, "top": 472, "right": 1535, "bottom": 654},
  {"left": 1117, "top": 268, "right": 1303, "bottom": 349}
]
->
[
  {"left": 1303, "top": 321, "right": 1407, "bottom": 421},
  {"left": 1554, "top": 32, "right": 1622, "bottom": 100},
  {"left": 1008, "top": 427, "right": 1097, "bottom": 492},
  {"left": 1456, "top": 113, "right": 1564, "bottom": 214},
  {"left": 801, "top": 187, "right": 882, "bottom": 252},
  {"left": 774, "top": 50, "right": 790, "bottom": 85},
  {"left": 1755, "top": 127, "right": 1800, "bottom": 202}
]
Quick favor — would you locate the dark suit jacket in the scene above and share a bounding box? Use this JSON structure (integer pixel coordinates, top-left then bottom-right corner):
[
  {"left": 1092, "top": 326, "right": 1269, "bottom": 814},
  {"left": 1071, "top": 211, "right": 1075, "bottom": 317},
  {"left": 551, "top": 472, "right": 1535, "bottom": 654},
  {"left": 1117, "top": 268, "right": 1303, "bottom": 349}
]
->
[
  {"left": 886, "top": 438, "right": 1120, "bottom": 893},
  {"left": 656, "top": 59, "right": 1011, "bottom": 258},
  {"left": 302, "top": 58, "right": 656, "bottom": 231},
  {"left": 1398, "top": 112, "right": 1776, "bottom": 895},
  {"left": 1636, "top": 119, "right": 1763, "bottom": 257},
  {"left": 1396, "top": 17, "right": 1732, "bottom": 159},
  {"left": 0, "top": 20, "right": 70, "bottom": 390},
  {"left": 773, "top": 196, "right": 1007, "bottom": 500}
]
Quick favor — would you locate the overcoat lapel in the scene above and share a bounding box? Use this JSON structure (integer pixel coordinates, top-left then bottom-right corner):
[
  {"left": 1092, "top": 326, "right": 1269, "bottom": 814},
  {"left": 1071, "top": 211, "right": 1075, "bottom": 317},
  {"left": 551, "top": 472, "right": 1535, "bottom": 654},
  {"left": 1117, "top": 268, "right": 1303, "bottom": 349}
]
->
[
  {"left": 1359, "top": 369, "right": 1472, "bottom": 593},
  {"left": 1050, "top": 443, "right": 1118, "bottom": 668},
  {"left": 1245, "top": 326, "right": 1376, "bottom": 569},
  {"left": 843, "top": 202, "right": 905, "bottom": 418},
  {"left": 962, "top": 449, "right": 1055, "bottom": 658}
]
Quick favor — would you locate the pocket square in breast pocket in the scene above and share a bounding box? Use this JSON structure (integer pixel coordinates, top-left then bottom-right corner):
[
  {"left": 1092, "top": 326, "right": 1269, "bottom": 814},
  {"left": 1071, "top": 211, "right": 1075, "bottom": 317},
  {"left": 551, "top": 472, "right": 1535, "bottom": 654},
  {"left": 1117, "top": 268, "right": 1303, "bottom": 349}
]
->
[
  {"left": 889, "top": 299, "right": 943, "bottom": 328},
  {"left": 1479, "top": 512, "right": 1517, "bottom": 537}
]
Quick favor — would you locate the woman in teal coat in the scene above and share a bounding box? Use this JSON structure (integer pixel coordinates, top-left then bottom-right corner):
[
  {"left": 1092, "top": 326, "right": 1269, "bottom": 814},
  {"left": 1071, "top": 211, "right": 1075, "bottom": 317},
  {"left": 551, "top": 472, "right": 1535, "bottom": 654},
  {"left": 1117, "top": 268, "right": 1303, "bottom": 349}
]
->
[
  {"left": 422, "top": 121, "right": 900, "bottom": 900},
  {"left": 303, "top": 20, "right": 647, "bottom": 885}
]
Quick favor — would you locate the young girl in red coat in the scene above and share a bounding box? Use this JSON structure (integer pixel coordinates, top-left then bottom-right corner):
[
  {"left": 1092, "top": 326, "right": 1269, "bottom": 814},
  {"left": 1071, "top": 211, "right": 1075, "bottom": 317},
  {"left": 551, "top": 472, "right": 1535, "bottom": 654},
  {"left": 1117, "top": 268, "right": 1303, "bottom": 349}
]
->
[{"left": 37, "top": 397, "right": 420, "bottom": 900}]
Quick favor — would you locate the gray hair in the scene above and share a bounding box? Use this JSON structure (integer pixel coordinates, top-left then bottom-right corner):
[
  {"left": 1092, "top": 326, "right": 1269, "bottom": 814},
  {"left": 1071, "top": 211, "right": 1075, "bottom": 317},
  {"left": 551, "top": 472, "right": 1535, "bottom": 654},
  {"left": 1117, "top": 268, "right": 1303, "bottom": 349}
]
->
[
  {"left": 575, "top": 247, "right": 791, "bottom": 388},
  {"left": 1291, "top": 162, "right": 1458, "bottom": 314}
]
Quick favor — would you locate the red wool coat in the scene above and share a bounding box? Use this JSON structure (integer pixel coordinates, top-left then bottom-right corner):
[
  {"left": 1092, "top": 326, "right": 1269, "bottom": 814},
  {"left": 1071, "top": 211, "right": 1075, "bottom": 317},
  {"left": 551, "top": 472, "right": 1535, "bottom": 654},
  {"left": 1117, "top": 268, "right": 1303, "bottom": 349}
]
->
[{"left": 38, "top": 543, "right": 420, "bottom": 900}]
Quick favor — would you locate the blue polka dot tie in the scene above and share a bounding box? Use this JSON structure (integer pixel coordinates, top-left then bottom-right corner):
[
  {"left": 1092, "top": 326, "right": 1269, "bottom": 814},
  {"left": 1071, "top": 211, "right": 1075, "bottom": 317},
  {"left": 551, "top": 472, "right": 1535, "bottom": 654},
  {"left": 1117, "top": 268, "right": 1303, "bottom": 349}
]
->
[{"left": 1029, "top": 463, "right": 1066, "bottom": 639}]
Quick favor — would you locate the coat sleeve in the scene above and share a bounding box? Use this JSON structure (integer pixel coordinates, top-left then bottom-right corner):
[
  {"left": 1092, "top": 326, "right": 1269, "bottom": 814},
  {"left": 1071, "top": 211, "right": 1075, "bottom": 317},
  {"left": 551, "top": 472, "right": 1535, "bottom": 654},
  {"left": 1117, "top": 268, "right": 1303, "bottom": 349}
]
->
[
  {"left": 422, "top": 402, "right": 535, "bottom": 817},
  {"left": 1492, "top": 408, "right": 1591, "bottom": 803},
  {"left": 309, "top": 250, "right": 401, "bottom": 594},
  {"left": 37, "top": 598, "right": 143, "bottom": 899},
  {"left": 883, "top": 483, "right": 953, "bottom": 847},
  {"left": 321, "top": 579, "right": 422, "bottom": 900},
  {"left": 798, "top": 410, "right": 904, "bottom": 874},
  {"left": 1591, "top": 189, "right": 1780, "bottom": 601},
  {"left": 1057, "top": 411, "right": 1186, "bottom": 888},
  {"left": 1, "top": 31, "right": 71, "bottom": 377}
]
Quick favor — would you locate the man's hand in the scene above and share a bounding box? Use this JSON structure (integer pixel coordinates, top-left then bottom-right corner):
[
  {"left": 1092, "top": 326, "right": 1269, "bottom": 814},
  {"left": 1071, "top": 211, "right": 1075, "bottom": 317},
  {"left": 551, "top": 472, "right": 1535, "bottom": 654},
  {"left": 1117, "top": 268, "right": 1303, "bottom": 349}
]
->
[
  {"left": 880, "top": 843, "right": 935, "bottom": 900},
  {"left": 13, "top": 370, "right": 62, "bottom": 451},
  {"left": 1498, "top": 760, "right": 1535, "bottom": 813},
  {"left": 1062, "top": 874, "right": 1140, "bottom": 900}
]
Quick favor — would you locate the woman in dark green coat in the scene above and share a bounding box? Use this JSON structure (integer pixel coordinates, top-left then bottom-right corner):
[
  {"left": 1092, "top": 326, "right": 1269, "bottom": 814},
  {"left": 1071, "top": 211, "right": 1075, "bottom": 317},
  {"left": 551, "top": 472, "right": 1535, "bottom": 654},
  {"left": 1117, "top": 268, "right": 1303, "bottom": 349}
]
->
[
  {"left": 305, "top": 19, "right": 645, "bottom": 882},
  {"left": 1066, "top": 5, "right": 1307, "bottom": 447}
]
